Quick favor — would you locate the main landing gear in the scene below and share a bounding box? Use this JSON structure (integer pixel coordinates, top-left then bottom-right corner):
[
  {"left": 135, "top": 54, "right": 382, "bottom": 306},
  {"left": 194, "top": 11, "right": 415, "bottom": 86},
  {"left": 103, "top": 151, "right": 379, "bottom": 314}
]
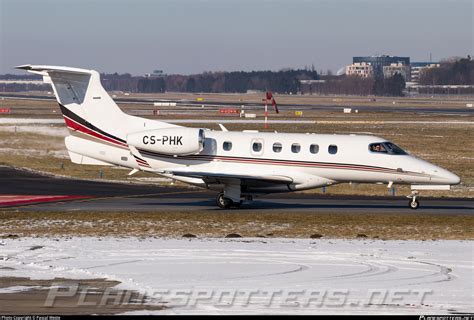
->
[
  {"left": 407, "top": 190, "right": 420, "bottom": 210},
  {"left": 216, "top": 192, "right": 242, "bottom": 209}
]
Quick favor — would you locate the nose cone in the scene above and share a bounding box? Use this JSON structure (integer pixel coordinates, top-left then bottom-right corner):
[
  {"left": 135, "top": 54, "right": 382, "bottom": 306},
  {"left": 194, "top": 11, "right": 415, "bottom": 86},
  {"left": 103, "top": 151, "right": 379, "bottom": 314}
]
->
[
  {"left": 443, "top": 170, "right": 461, "bottom": 185},
  {"left": 410, "top": 157, "right": 461, "bottom": 185},
  {"left": 432, "top": 167, "right": 461, "bottom": 185}
]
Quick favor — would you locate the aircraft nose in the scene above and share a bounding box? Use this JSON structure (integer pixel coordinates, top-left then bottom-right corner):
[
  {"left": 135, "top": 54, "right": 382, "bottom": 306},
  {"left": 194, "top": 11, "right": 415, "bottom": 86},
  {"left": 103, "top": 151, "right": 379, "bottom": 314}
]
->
[
  {"left": 435, "top": 167, "right": 461, "bottom": 185},
  {"left": 444, "top": 171, "right": 461, "bottom": 185},
  {"left": 414, "top": 158, "right": 460, "bottom": 185}
]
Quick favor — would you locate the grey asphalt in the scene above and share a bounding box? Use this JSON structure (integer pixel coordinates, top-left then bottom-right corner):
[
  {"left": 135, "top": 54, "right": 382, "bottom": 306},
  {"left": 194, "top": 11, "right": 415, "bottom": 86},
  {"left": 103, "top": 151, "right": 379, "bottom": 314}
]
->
[{"left": 1, "top": 166, "right": 472, "bottom": 215}]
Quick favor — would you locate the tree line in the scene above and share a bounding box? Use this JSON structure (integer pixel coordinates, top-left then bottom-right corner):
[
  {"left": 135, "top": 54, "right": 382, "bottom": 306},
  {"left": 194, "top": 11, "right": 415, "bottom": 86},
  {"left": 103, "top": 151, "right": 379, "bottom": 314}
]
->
[
  {"left": 4, "top": 57, "right": 472, "bottom": 96},
  {"left": 419, "top": 57, "right": 473, "bottom": 85},
  {"left": 104, "top": 69, "right": 405, "bottom": 96},
  {"left": 0, "top": 70, "right": 406, "bottom": 96},
  {"left": 131, "top": 69, "right": 319, "bottom": 94}
]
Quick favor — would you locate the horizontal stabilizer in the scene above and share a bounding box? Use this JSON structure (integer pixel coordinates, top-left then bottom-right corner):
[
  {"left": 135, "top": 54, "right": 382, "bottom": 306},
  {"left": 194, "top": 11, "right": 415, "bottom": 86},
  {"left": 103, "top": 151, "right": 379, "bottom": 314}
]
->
[
  {"left": 68, "top": 150, "right": 112, "bottom": 166},
  {"left": 15, "top": 64, "right": 93, "bottom": 75}
]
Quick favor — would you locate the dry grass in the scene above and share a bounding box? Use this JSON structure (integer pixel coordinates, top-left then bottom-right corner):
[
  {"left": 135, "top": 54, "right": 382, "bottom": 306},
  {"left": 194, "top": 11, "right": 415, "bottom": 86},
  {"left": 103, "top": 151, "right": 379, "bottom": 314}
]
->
[{"left": 0, "top": 210, "right": 473, "bottom": 240}]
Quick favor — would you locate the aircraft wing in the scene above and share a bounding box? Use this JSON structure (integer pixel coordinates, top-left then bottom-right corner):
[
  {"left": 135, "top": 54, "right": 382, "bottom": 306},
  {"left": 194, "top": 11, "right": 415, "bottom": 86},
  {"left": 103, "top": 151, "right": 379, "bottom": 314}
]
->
[{"left": 162, "top": 169, "right": 293, "bottom": 185}]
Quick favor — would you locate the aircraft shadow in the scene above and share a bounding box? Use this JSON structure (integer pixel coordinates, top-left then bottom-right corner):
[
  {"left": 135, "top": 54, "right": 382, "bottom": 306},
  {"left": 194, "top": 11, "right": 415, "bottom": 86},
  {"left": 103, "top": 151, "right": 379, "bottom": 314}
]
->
[{"left": 138, "top": 200, "right": 472, "bottom": 211}]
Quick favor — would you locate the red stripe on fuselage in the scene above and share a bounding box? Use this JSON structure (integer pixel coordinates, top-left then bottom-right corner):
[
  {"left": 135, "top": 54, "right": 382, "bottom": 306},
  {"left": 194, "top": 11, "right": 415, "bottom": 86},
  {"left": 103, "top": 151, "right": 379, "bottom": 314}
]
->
[
  {"left": 135, "top": 159, "right": 151, "bottom": 167},
  {"left": 63, "top": 116, "right": 128, "bottom": 148}
]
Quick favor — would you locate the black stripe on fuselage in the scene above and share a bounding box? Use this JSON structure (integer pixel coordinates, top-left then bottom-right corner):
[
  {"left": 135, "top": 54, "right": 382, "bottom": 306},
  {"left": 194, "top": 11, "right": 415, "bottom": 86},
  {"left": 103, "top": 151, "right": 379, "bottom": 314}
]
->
[{"left": 58, "top": 103, "right": 126, "bottom": 144}]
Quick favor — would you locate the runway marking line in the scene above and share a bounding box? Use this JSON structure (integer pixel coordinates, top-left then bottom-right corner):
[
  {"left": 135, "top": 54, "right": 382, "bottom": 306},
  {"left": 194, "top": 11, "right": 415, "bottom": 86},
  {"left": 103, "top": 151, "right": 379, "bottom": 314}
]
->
[
  {"left": 0, "top": 195, "right": 91, "bottom": 207},
  {"left": 0, "top": 189, "right": 206, "bottom": 209},
  {"left": 68, "top": 189, "right": 206, "bottom": 204}
]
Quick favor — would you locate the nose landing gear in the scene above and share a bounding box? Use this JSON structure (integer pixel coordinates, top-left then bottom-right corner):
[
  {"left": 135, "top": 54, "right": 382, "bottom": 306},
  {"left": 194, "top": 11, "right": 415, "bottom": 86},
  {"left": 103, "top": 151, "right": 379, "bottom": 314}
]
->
[{"left": 407, "top": 190, "right": 420, "bottom": 210}]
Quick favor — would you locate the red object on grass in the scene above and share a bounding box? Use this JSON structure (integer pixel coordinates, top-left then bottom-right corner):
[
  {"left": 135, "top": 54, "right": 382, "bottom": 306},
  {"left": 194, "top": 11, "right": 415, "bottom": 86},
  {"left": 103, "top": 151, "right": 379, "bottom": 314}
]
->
[
  {"left": 271, "top": 98, "right": 279, "bottom": 114},
  {"left": 219, "top": 108, "right": 239, "bottom": 114}
]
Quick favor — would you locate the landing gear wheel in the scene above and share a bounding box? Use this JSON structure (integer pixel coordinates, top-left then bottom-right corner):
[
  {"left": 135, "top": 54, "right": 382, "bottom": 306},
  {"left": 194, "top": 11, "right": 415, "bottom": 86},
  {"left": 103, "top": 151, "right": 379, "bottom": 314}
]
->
[
  {"left": 407, "top": 190, "right": 420, "bottom": 210},
  {"left": 216, "top": 192, "right": 233, "bottom": 209},
  {"left": 409, "top": 199, "right": 420, "bottom": 210}
]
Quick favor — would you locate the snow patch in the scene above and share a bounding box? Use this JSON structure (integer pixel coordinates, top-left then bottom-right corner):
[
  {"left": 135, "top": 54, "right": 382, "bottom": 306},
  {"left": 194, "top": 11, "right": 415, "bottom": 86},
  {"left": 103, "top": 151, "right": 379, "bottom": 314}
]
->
[{"left": 0, "top": 237, "right": 472, "bottom": 314}]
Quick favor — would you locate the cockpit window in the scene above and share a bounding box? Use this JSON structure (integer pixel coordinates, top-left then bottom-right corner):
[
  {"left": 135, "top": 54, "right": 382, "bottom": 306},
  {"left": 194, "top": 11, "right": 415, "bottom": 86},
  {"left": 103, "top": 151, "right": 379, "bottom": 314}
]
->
[
  {"left": 384, "top": 142, "right": 407, "bottom": 155},
  {"left": 369, "top": 143, "right": 387, "bottom": 153},
  {"left": 369, "top": 142, "right": 407, "bottom": 155}
]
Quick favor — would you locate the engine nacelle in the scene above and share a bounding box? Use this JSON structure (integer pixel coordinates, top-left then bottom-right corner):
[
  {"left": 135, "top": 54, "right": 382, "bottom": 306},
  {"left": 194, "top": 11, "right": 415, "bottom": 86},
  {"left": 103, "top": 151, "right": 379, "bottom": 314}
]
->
[{"left": 127, "top": 127, "right": 205, "bottom": 156}]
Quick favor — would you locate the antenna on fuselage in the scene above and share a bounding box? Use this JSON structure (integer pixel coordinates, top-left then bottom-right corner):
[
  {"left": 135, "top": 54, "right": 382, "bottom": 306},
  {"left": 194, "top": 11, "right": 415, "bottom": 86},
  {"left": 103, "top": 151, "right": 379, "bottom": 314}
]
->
[{"left": 218, "top": 124, "right": 228, "bottom": 132}]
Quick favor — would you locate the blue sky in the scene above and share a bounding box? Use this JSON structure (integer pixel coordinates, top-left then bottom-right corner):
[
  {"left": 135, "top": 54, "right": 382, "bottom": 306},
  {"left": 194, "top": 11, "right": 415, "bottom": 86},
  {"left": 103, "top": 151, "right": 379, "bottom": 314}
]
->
[{"left": 1, "top": 0, "right": 472, "bottom": 75}]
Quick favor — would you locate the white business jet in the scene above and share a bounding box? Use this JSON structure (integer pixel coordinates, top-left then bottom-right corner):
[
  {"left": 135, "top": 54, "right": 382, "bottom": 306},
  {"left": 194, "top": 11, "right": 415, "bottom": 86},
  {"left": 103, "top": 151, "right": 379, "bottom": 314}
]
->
[{"left": 16, "top": 65, "right": 460, "bottom": 209}]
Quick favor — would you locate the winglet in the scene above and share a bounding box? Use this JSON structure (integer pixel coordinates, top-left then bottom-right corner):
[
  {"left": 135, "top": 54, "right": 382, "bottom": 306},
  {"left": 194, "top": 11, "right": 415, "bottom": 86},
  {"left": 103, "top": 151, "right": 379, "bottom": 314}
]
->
[{"left": 218, "top": 124, "right": 228, "bottom": 132}]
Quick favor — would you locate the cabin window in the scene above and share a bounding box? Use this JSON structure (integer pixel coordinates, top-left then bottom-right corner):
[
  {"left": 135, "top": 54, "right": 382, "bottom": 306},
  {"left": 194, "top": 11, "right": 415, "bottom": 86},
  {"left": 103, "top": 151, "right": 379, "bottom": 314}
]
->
[
  {"left": 252, "top": 142, "right": 262, "bottom": 152},
  {"left": 310, "top": 144, "right": 319, "bottom": 154},
  {"left": 328, "top": 145, "right": 338, "bottom": 154},
  {"left": 384, "top": 142, "right": 407, "bottom": 155},
  {"left": 121, "top": 156, "right": 128, "bottom": 161},
  {"left": 273, "top": 142, "right": 282, "bottom": 153},
  {"left": 291, "top": 143, "right": 301, "bottom": 153},
  {"left": 223, "top": 141, "right": 232, "bottom": 151}
]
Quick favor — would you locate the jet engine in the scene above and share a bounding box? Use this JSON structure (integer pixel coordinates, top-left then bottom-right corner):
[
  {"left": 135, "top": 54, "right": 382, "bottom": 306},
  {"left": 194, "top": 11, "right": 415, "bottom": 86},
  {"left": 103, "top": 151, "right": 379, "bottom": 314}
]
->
[{"left": 127, "top": 127, "right": 205, "bottom": 156}]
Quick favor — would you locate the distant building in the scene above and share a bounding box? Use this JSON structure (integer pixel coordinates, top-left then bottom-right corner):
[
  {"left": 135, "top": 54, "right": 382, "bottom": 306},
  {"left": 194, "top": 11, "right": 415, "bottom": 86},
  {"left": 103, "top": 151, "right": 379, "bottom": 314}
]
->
[
  {"left": 345, "top": 62, "right": 374, "bottom": 78},
  {"left": 352, "top": 55, "right": 410, "bottom": 78},
  {"left": 410, "top": 62, "right": 440, "bottom": 83},
  {"left": 383, "top": 63, "right": 410, "bottom": 80},
  {"left": 144, "top": 69, "right": 165, "bottom": 78}
]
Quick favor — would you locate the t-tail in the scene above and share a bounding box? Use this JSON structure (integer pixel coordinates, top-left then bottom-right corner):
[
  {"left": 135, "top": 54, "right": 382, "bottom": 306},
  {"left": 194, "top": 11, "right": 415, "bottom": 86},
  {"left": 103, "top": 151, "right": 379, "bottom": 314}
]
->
[{"left": 15, "top": 65, "right": 178, "bottom": 167}]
